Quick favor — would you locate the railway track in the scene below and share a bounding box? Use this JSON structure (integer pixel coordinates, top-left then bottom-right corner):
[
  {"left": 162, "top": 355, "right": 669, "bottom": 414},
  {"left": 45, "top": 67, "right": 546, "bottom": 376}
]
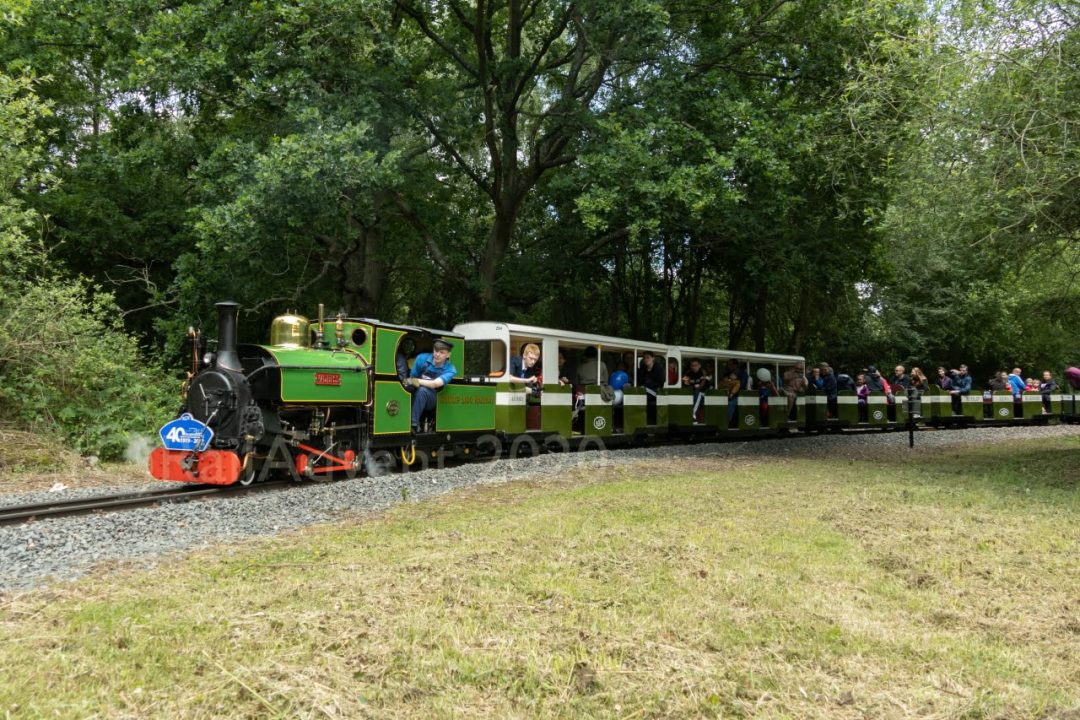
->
[
  {"left": 0, "top": 416, "right": 1053, "bottom": 527},
  {"left": 0, "top": 481, "right": 293, "bottom": 526}
]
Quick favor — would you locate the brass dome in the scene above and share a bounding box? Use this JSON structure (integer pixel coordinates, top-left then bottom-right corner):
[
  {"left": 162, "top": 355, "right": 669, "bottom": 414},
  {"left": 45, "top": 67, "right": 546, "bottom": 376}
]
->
[{"left": 270, "top": 313, "right": 310, "bottom": 348}]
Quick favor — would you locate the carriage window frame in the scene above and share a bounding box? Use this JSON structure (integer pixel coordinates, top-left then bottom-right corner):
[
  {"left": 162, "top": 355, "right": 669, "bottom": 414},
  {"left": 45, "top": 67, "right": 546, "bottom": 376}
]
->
[{"left": 463, "top": 339, "right": 508, "bottom": 378}]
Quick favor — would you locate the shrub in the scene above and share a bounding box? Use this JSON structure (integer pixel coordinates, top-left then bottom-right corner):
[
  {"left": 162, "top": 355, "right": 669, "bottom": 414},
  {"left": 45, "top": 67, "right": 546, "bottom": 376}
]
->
[{"left": 0, "top": 277, "right": 177, "bottom": 461}]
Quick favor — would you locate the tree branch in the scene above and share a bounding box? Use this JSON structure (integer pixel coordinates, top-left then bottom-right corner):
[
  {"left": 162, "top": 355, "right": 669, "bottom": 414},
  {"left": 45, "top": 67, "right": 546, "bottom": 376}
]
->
[
  {"left": 474, "top": 0, "right": 501, "bottom": 192},
  {"left": 417, "top": 113, "right": 494, "bottom": 198},
  {"left": 394, "top": 0, "right": 480, "bottom": 79},
  {"left": 579, "top": 227, "right": 630, "bottom": 257},
  {"left": 245, "top": 260, "right": 337, "bottom": 313},
  {"left": 447, "top": 0, "right": 475, "bottom": 34},
  {"left": 511, "top": 4, "right": 575, "bottom": 109},
  {"left": 393, "top": 193, "right": 454, "bottom": 274}
]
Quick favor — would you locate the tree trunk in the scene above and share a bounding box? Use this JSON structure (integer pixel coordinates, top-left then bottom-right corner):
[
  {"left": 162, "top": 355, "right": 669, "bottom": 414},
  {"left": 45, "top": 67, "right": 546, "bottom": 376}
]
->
[
  {"left": 789, "top": 284, "right": 810, "bottom": 354},
  {"left": 753, "top": 284, "right": 768, "bottom": 353},
  {"left": 683, "top": 260, "right": 703, "bottom": 345},
  {"left": 473, "top": 198, "right": 519, "bottom": 320},
  {"left": 614, "top": 237, "right": 629, "bottom": 336},
  {"left": 342, "top": 200, "right": 388, "bottom": 318}
]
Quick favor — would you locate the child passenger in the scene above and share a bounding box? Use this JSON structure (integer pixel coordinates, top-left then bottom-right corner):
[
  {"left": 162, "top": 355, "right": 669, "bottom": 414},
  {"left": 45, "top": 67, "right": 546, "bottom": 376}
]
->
[{"left": 856, "top": 373, "right": 870, "bottom": 422}]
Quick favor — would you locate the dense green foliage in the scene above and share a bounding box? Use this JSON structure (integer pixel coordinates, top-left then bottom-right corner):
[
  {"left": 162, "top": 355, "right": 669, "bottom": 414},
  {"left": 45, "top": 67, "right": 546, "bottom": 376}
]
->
[
  {"left": 845, "top": 0, "right": 1080, "bottom": 376},
  {"left": 1, "top": 10, "right": 174, "bottom": 459},
  {"left": 1, "top": 0, "right": 1078, "bottom": 426},
  {"left": 0, "top": 276, "right": 177, "bottom": 460}
]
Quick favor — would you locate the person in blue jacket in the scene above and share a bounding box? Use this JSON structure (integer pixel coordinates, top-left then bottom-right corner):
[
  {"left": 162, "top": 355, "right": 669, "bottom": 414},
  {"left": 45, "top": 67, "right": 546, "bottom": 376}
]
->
[
  {"left": 404, "top": 339, "right": 458, "bottom": 433},
  {"left": 508, "top": 343, "right": 541, "bottom": 387},
  {"left": 949, "top": 364, "right": 972, "bottom": 414},
  {"left": 1007, "top": 367, "right": 1026, "bottom": 397}
]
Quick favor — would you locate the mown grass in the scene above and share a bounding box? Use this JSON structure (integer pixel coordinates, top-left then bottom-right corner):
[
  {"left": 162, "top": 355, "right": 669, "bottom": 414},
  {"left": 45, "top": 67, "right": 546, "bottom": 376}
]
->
[{"left": 2, "top": 437, "right": 1080, "bottom": 718}]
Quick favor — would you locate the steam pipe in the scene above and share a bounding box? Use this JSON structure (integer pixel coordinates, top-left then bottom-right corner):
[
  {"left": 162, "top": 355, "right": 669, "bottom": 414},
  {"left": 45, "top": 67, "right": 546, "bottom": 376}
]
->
[
  {"left": 215, "top": 301, "right": 241, "bottom": 371},
  {"left": 316, "top": 303, "right": 326, "bottom": 347}
]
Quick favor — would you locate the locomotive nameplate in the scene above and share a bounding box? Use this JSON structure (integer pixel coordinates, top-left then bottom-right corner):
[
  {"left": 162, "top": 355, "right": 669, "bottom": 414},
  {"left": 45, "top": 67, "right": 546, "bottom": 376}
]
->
[{"left": 266, "top": 347, "right": 368, "bottom": 403}]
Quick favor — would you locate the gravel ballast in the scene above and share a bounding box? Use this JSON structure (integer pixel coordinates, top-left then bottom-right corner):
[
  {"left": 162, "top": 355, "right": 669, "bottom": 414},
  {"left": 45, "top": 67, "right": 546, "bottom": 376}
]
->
[{"left": 2, "top": 424, "right": 1077, "bottom": 593}]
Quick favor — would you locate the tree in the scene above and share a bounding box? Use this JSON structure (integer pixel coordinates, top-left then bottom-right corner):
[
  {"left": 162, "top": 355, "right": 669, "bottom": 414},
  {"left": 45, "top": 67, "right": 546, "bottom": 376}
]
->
[
  {"left": 848, "top": 0, "right": 1080, "bottom": 373},
  {"left": 0, "top": 15, "right": 172, "bottom": 458},
  {"left": 0, "top": 0, "right": 200, "bottom": 341},
  {"left": 388, "top": 0, "right": 668, "bottom": 319},
  {"left": 558, "top": 0, "right": 908, "bottom": 354}
]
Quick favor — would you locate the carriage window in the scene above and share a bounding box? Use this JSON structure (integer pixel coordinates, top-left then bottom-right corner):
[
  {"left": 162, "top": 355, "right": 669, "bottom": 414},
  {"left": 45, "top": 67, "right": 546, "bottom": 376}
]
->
[
  {"left": 510, "top": 338, "right": 544, "bottom": 375},
  {"left": 602, "top": 350, "right": 621, "bottom": 376},
  {"left": 464, "top": 340, "right": 507, "bottom": 378}
]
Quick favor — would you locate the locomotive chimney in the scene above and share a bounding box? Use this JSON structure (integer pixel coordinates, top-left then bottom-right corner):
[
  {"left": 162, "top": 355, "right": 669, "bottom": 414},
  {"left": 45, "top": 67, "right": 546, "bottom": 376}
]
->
[{"left": 215, "top": 301, "right": 242, "bottom": 371}]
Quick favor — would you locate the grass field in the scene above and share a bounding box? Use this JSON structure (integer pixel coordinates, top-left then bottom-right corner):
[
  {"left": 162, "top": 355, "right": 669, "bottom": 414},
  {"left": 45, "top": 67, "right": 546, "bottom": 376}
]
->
[{"left": 2, "top": 437, "right": 1079, "bottom": 718}]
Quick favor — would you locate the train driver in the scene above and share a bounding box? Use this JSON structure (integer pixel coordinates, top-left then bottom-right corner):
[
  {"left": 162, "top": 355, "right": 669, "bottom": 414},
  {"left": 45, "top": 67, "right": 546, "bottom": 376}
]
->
[{"left": 404, "top": 339, "right": 457, "bottom": 433}]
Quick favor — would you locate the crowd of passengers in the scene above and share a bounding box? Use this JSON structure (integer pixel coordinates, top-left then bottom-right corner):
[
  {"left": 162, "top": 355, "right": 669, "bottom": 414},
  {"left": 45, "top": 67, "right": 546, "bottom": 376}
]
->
[
  {"left": 502, "top": 345, "right": 1080, "bottom": 428},
  {"left": 813, "top": 363, "right": 1078, "bottom": 422},
  {"left": 401, "top": 338, "right": 1080, "bottom": 433}
]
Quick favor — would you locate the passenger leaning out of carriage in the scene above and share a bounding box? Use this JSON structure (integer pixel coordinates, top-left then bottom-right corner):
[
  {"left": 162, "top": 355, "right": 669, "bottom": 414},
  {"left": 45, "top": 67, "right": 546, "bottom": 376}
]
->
[
  {"left": 949, "top": 364, "right": 972, "bottom": 414},
  {"left": 782, "top": 362, "right": 807, "bottom": 420},
  {"left": 909, "top": 367, "right": 929, "bottom": 417},
  {"left": 1039, "top": 370, "right": 1059, "bottom": 414},
  {"left": 1008, "top": 367, "right": 1026, "bottom": 402},
  {"left": 508, "top": 343, "right": 541, "bottom": 389},
  {"left": 637, "top": 351, "right": 665, "bottom": 425},
  {"left": 573, "top": 346, "right": 609, "bottom": 423},
  {"left": 756, "top": 368, "right": 780, "bottom": 424},
  {"left": 404, "top": 339, "right": 457, "bottom": 433},
  {"left": 820, "top": 364, "right": 839, "bottom": 418},
  {"left": 682, "top": 358, "right": 712, "bottom": 424}
]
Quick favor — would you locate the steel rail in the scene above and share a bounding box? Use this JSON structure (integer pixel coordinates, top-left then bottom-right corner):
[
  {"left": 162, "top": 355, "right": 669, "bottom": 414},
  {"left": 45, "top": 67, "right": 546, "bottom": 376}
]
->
[{"left": 0, "top": 481, "right": 292, "bottom": 526}]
